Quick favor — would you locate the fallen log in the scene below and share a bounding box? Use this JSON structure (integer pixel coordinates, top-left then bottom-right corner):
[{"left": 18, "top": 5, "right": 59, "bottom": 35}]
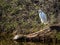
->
[
  {"left": 13, "top": 24, "right": 60, "bottom": 42},
  {"left": 13, "top": 27, "right": 54, "bottom": 42}
]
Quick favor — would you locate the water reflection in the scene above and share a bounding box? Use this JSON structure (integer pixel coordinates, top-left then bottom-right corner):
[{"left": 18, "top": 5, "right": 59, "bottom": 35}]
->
[
  {"left": 15, "top": 42, "right": 59, "bottom": 45},
  {"left": 0, "top": 39, "right": 60, "bottom": 45}
]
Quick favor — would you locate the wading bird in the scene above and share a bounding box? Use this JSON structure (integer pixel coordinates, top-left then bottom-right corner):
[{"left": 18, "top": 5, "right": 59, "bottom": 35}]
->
[{"left": 38, "top": 10, "right": 48, "bottom": 24}]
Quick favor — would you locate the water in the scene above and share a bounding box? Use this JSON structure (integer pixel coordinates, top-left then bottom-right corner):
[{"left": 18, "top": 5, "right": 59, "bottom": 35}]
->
[
  {"left": 15, "top": 42, "right": 60, "bottom": 45},
  {"left": 0, "top": 39, "right": 60, "bottom": 45}
]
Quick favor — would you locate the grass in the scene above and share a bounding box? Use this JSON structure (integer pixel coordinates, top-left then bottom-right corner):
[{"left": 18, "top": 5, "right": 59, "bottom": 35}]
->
[{"left": 0, "top": 0, "right": 60, "bottom": 45}]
